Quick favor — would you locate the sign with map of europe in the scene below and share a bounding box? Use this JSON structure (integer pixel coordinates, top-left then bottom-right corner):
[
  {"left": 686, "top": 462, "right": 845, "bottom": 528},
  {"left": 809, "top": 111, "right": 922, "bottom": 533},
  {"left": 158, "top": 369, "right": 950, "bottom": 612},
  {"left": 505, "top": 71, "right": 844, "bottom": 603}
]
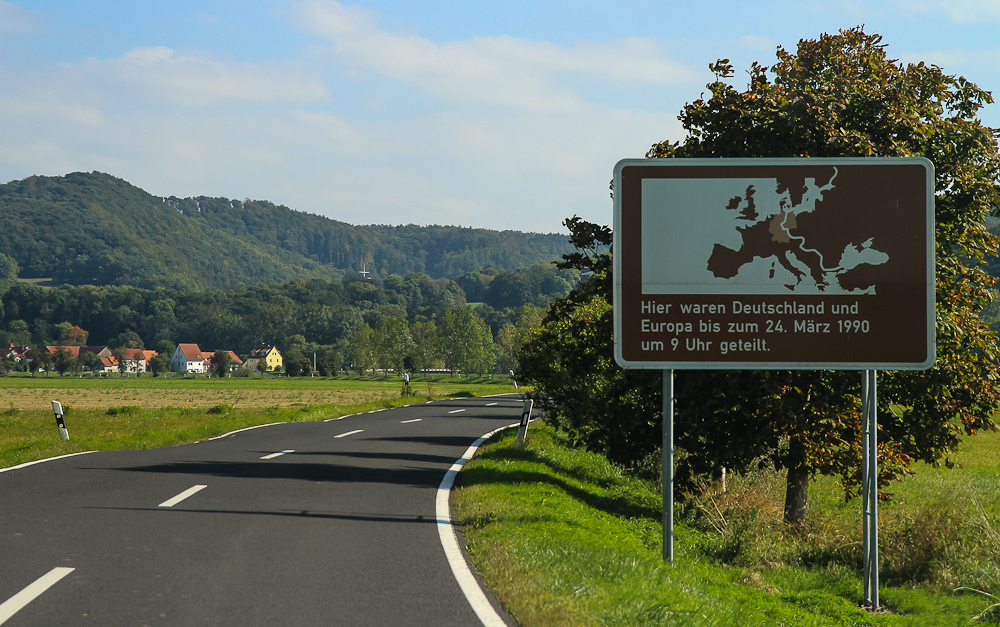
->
[{"left": 613, "top": 158, "right": 935, "bottom": 370}]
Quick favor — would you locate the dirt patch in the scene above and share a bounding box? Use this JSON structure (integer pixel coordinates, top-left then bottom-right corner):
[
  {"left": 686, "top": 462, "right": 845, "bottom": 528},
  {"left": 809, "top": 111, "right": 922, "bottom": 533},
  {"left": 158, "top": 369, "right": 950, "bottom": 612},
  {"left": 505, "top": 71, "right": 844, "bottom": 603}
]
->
[{"left": 0, "top": 387, "right": 399, "bottom": 412}]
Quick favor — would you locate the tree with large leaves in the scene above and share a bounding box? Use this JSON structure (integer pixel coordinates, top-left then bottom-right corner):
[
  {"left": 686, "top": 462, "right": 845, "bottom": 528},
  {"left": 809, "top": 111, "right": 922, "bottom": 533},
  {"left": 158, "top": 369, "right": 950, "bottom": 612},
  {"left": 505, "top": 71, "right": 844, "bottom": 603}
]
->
[{"left": 523, "top": 27, "right": 1000, "bottom": 524}]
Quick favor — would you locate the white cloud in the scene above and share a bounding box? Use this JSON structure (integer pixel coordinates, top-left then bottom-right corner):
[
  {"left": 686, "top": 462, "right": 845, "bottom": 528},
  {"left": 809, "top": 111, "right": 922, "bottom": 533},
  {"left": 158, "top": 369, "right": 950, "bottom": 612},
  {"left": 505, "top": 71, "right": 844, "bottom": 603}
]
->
[
  {"left": 740, "top": 35, "right": 778, "bottom": 51},
  {"left": 0, "top": 1, "right": 695, "bottom": 232},
  {"left": 79, "top": 46, "right": 331, "bottom": 107},
  {"left": 0, "top": 1, "right": 41, "bottom": 35},
  {"left": 294, "top": 0, "right": 697, "bottom": 114},
  {"left": 892, "top": 0, "right": 1000, "bottom": 21}
]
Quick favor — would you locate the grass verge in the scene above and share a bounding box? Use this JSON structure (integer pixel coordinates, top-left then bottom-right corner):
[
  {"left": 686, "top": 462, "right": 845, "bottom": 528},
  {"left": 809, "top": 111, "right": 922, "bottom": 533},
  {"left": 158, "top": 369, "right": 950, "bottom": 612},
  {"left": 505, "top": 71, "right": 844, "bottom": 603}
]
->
[{"left": 453, "top": 425, "right": 1000, "bottom": 626}]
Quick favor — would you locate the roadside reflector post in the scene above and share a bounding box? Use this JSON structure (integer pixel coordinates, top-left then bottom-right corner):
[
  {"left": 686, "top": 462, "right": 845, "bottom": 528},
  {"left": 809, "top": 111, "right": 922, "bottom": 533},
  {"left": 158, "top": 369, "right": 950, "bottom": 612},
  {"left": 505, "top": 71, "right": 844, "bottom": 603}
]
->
[
  {"left": 52, "top": 400, "right": 69, "bottom": 441},
  {"left": 516, "top": 398, "right": 533, "bottom": 444}
]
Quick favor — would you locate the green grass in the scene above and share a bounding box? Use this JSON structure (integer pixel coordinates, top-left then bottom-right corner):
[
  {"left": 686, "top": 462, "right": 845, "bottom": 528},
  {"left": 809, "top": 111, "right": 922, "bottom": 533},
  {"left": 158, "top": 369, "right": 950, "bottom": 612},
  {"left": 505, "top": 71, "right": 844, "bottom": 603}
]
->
[
  {"left": 0, "top": 376, "right": 518, "bottom": 468},
  {"left": 454, "top": 426, "right": 1000, "bottom": 626},
  {"left": 0, "top": 371, "right": 509, "bottom": 391}
]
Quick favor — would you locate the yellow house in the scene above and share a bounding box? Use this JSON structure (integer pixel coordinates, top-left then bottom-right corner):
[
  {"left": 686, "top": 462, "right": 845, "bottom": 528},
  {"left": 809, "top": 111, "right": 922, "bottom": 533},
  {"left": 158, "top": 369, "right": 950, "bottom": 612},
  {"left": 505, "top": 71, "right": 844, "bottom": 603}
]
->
[{"left": 245, "top": 345, "right": 283, "bottom": 372}]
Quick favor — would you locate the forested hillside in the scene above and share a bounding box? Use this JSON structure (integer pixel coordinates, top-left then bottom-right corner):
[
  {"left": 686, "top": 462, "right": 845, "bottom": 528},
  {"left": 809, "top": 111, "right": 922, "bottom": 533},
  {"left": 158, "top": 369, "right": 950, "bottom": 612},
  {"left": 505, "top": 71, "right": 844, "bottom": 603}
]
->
[
  {"left": 0, "top": 257, "right": 579, "bottom": 376},
  {"left": 0, "top": 172, "right": 572, "bottom": 290}
]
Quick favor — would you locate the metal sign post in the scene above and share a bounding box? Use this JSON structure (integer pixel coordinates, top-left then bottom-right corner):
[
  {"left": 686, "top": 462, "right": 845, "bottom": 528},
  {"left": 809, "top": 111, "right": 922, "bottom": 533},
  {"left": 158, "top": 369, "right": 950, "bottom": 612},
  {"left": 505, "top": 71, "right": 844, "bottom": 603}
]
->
[
  {"left": 515, "top": 398, "right": 534, "bottom": 445},
  {"left": 862, "top": 370, "right": 880, "bottom": 608},
  {"left": 663, "top": 369, "right": 674, "bottom": 564},
  {"left": 611, "top": 157, "right": 935, "bottom": 589},
  {"left": 52, "top": 400, "right": 69, "bottom": 441}
]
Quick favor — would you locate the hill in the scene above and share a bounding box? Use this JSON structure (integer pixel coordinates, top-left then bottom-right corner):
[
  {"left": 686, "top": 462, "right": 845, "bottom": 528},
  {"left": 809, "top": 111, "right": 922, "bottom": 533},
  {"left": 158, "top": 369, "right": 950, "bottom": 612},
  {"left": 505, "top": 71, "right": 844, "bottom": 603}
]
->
[{"left": 0, "top": 172, "right": 572, "bottom": 291}]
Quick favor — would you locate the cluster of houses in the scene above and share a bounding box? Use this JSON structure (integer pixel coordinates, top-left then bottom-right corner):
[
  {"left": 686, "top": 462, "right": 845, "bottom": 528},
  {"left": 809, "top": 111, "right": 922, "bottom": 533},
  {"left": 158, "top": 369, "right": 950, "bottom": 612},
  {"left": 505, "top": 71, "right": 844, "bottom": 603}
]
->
[{"left": 2, "top": 343, "right": 284, "bottom": 375}]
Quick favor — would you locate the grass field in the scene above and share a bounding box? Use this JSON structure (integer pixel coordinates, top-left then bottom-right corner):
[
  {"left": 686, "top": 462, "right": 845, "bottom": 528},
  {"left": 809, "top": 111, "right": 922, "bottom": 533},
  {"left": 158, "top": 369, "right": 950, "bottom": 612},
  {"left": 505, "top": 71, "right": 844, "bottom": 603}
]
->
[
  {"left": 453, "top": 425, "right": 1000, "bottom": 626},
  {"left": 0, "top": 372, "right": 486, "bottom": 411},
  {"left": 0, "top": 373, "right": 517, "bottom": 469}
]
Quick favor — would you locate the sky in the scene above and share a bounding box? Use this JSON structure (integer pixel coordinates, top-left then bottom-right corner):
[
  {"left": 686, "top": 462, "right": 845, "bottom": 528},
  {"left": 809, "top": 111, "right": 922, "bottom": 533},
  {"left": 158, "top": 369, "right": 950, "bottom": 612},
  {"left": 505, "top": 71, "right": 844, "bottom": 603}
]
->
[{"left": 0, "top": 1, "right": 997, "bottom": 234}]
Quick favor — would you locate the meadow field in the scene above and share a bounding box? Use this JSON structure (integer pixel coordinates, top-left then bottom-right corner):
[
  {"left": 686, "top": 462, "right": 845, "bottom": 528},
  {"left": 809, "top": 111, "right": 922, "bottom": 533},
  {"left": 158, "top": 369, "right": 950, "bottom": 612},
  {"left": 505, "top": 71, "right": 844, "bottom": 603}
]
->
[
  {"left": 0, "top": 373, "right": 517, "bottom": 469},
  {"left": 0, "top": 373, "right": 469, "bottom": 412}
]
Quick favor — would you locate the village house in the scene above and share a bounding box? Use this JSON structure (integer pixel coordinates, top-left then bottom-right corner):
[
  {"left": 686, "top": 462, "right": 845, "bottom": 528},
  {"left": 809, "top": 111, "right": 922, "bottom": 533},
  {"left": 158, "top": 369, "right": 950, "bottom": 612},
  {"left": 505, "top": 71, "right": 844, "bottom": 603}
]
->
[
  {"left": 118, "top": 348, "right": 156, "bottom": 374},
  {"left": 94, "top": 356, "right": 118, "bottom": 375},
  {"left": 201, "top": 350, "right": 243, "bottom": 373},
  {"left": 3, "top": 344, "right": 30, "bottom": 363},
  {"left": 245, "top": 346, "right": 283, "bottom": 372},
  {"left": 172, "top": 343, "right": 207, "bottom": 373}
]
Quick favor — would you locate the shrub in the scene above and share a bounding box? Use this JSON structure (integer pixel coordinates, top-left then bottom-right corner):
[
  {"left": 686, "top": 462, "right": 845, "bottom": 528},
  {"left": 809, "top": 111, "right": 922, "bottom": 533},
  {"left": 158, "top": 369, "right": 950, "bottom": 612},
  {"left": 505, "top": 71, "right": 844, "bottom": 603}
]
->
[{"left": 106, "top": 405, "right": 143, "bottom": 416}]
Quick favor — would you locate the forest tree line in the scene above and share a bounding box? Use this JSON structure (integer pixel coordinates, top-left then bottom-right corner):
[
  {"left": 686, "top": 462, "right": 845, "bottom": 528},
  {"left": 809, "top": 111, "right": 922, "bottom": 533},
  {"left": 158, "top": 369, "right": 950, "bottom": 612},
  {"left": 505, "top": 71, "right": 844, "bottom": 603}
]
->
[
  {"left": 0, "top": 261, "right": 577, "bottom": 377},
  {"left": 0, "top": 172, "right": 574, "bottom": 291}
]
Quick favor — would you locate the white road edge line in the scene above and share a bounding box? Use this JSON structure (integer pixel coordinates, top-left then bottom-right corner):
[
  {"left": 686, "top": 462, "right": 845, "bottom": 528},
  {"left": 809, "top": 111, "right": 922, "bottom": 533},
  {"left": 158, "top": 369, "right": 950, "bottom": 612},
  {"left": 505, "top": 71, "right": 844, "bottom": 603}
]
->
[
  {"left": 0, "top": 566, "right": 75, "bottom": 624},
  {"left": 436, "top": 423, "right": 518, "bottom": 627},
  {"left": 335, "top": 429, "right": 364, "bottom": 439},
  {"left": 260, "top": 450, "right": 294, "bottom": 460},
  {"left": 0, "top": 451, "right": 97, "bottom": 474},
  {"left": 159, "top": 484, "right": 208, "bottom": 508},
  {"left": 210, "top": 422, "right": 284, "bottom": 440}
]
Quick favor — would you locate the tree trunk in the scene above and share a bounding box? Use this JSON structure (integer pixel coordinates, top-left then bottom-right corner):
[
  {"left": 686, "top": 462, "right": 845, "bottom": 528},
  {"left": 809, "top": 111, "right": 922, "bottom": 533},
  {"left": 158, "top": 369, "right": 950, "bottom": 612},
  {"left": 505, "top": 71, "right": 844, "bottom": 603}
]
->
[{"left": 783, "top": 438, "right": 809, "bottom": 526}]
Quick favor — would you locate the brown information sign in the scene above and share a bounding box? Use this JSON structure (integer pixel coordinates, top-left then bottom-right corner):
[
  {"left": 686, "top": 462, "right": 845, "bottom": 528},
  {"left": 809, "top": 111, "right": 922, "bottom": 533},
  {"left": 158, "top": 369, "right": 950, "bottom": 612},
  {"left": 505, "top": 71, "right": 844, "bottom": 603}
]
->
[{"left": 613, "top": 158, "right": 935, "bottom": 370}]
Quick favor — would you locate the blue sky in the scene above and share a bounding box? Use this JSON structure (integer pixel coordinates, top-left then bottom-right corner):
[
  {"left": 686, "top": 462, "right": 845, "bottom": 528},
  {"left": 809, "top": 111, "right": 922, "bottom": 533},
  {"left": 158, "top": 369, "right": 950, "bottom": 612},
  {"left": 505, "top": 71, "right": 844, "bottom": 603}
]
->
[{"left": 1, "top": 1, "right": 997, "bottom": 233}]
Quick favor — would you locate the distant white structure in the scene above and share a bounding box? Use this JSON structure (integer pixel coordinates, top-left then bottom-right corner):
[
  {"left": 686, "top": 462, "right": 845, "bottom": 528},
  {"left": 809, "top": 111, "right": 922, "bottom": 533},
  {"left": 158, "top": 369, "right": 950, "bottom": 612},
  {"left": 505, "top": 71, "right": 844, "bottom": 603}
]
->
[{"left": 172, "top": 343, "right": 207, "bottom": 373}]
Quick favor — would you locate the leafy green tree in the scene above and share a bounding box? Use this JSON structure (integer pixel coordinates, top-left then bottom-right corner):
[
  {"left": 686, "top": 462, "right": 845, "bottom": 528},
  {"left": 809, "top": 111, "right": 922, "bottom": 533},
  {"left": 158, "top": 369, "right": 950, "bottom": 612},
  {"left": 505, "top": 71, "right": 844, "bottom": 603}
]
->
[
  {"left": 112, "top": 346, "right": 130, "bottom": 377},
  {"left": 496, "top": 305, "right": 545, "bottom": 374},
  {"left": 0, "top": 353, "right": 16, "bottom": 375},
  {"left": 442, "top": 308, "right": 496, "bottom": 376},
  {"left": 317, "top": 347, "right": 343, "bottom": 376},
  {"left": 374, "top": 315, "right": 414, "bottom": 376},
  {"left": 23, "top": 350, "right": 38, "bottom": 376},
  {"left": 210, "top": 350, "right": 234, "bottom": 378},
  {"left": 149, "top": 351, "right": 171, "bottom": 377},
  {"left": 77, "top": 350, "right": 98, "bottom": 373},
  {"left": 349, "top": 323, "right": 376, "bottom": 376},
  {"left": 110, "top": 330, "right": 144, "bottom": 349},
  {"left": 279, "top": 348, "right": 309, "bottom": 376},
  {"left": 409, "top": 321, "right": 442, "bottom": 373},
  {"left": 7, "top": 320, "right": 30, "bottom": 345},
  {"left": 0, "top": 253, "right": 18, "bottom": 280},
  {"left": 524, "top": 28, "right": 1000, "bottom": 525},
  {"left": 53, "top": 346, "right": 75, "bottom": 376}
]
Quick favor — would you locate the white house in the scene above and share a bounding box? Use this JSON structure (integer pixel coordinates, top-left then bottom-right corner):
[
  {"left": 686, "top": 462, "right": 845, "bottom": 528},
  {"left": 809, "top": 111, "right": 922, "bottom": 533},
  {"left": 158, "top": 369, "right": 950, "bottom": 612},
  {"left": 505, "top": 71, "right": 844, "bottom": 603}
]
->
[{"left": 172, "top": 343, "right": 207, "bottom": 373}]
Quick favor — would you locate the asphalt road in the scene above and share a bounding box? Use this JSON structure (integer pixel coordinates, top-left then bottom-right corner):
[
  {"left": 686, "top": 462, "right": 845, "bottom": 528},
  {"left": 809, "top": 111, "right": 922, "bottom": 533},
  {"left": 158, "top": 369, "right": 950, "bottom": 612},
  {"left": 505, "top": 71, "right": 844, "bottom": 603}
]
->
[{"left": 0, "top": 395, "right": 524, "bottom": 626}]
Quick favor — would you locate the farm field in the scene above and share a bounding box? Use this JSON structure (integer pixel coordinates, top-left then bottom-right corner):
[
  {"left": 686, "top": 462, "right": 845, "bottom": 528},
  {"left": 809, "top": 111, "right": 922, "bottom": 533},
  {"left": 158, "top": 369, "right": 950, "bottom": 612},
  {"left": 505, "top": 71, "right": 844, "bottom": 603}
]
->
[
  {"left": 0, "top": 373, "right": 495, "bottom": 411},
  {"left": 0, "top": 374, "right": 519, "bottom": 469}
]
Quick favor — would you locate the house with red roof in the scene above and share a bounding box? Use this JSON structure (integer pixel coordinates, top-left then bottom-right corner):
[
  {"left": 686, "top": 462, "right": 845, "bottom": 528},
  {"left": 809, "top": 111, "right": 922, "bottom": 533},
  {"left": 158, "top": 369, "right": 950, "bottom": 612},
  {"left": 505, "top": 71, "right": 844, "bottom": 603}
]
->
[
  {"left": 201, "top": 350, "right": 243, "bottom": 373},
  {"left": 171, "top": 343, "right": 207, "bottom": 373},
  {"left": 118, "top": 348, "right": 156, "bottom": 374},
  {"left": 94, "top": 356, "right": 118, "bottom": 375}
]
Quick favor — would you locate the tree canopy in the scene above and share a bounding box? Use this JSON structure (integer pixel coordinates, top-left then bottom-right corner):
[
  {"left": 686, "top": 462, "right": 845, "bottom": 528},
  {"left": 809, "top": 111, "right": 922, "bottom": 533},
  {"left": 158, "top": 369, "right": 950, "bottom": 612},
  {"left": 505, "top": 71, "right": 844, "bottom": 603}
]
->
[
  {"left": 0, "top": 172, "right": 573, "bottom": 291},
  {"left": 523, "top": 27, "right": 1000, "bottom": 524}
]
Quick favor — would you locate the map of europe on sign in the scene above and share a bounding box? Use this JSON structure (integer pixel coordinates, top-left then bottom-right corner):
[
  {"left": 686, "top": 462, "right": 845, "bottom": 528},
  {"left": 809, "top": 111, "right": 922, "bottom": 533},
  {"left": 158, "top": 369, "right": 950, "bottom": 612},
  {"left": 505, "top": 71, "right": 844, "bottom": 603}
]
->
[
  {"left": 642, "top": 168, "right": 891, "bottom": 295},
  {"left": 614, "top": 158, "right": 935, "bottom": 370}
]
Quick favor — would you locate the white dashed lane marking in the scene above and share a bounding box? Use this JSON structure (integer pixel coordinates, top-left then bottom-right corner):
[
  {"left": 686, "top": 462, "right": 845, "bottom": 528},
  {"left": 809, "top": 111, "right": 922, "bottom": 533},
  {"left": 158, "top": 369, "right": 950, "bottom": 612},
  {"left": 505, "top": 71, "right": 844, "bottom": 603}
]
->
[
  {"left": 0, "top": 567, "right": 75, "bottom": 624},
  {"left": 159, "top": 485, "right": 208, "bottom": 508},
  {"left": 260, "top": 450, "right": 294, "bottom": 460}
]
